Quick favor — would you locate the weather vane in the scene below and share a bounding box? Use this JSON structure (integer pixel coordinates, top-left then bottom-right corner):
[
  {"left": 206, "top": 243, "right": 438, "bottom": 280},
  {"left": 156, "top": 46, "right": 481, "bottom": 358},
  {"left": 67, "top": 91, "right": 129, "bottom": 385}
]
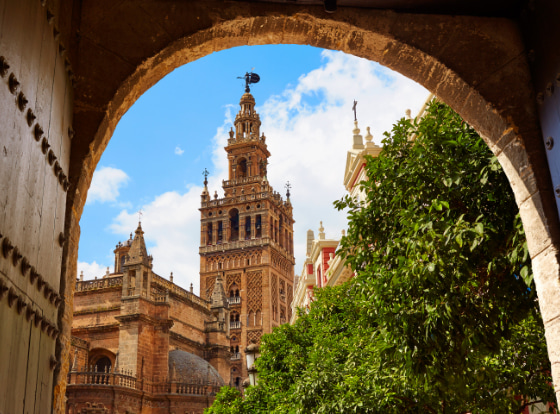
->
[
  {"left": 202, "top": 168, "right": 209, "bottom": 186},
  {"left": 138, "top": 209, "right": 143, "bottom": 223},
  {"left": 352, "top": 100, "right": 358, "bottom": 122},
  {"left": 237, "top": 71, "right": 260, "bottom": 93},
  {"left": 285, "top": 181, "right": 292, "bottom": 199}
]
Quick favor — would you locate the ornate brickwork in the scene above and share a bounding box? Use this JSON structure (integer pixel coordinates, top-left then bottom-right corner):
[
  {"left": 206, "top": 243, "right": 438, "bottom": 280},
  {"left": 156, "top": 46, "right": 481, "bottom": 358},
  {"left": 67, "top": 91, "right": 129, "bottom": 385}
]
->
[
  {"left": 247, "top": 330, "right": 262, "bottom": 345},
  {"left": 205, "top": 277, "right": 215, "bottom": 301},
  {"left": 247, "top": 271, "right": 262, "bottom": 313},
  {"left": 271, "top": 250, "right": 292, "bottom": 275},
  {"left": 271, "top": 273, "right": 278, "bottom": 321},
  {"left": 226, "top": 273, "right": 241, "bottom": 291}
]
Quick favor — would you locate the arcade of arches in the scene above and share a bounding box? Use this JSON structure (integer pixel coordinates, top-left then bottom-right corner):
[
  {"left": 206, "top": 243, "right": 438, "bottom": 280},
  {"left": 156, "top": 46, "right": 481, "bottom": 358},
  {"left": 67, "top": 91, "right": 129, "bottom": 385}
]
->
[{"left": 1, "top": 1, "right": 560, "bottom": 412}]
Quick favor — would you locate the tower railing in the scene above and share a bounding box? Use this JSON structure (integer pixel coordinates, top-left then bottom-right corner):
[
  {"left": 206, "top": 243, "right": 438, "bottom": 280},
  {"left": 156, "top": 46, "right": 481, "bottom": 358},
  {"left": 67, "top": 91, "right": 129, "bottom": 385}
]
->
[
  {"left": 199, "top": 237, "right": 294, "bottom": 262},
  {"left": 222, "top": 175, "right": 262, "bottom": 188},
  {"left": 227, "top": 296, "right": 241, "bottom": 305}
]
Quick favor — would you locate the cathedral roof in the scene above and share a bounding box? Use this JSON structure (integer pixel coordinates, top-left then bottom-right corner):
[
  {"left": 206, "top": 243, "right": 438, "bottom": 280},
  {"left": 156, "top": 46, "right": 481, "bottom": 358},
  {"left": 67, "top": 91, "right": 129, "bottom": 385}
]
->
[{"left": 168, "top": 350, "right": 225, "bottom": 386}]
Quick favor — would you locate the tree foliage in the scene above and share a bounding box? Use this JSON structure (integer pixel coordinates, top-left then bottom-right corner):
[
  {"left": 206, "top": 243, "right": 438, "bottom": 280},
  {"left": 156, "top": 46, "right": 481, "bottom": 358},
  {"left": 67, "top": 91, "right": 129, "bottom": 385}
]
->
[{"left": 206, "top": 102, "right": 554, "bottom": 414}]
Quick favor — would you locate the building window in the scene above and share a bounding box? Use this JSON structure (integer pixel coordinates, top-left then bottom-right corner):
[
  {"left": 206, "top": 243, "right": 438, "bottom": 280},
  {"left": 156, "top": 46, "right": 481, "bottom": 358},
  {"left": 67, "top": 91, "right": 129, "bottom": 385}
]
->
[
  {"left": 237, "top": 158, "right": 247, "bottom": 178},
  {"left": 245, "top": 216, "right": 251, "bottom": 239},
  {"left": 229, "top": 209, "right": 239, "bottom": 241},
  {"left": 207, "top": 223, "right": 213, "bottom": 245},
  {"left": 256, "top": 215, "right": 262, "bottom": 238},
  {"left": 217, "top": 221, "right": 223, "bottom": 244}
]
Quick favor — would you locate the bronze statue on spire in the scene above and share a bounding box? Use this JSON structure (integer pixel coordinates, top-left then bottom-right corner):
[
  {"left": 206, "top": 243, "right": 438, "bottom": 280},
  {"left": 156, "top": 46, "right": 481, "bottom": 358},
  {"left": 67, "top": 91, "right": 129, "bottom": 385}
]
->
[{"left": 237, "top": 72, "right": 260, "bottom": 93}]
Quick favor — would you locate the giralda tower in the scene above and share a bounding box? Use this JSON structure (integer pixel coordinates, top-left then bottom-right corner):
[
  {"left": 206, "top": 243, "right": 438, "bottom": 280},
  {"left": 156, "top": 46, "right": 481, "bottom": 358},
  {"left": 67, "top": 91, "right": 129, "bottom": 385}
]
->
[{"left": 199, "top": 76, "right": 295, "bottom": 384}]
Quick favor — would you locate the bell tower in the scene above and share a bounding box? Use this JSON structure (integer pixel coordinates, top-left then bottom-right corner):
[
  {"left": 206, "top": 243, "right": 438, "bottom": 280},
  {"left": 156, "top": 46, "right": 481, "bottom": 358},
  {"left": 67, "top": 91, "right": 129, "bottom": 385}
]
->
[{"left": 199, "top": 87, "right": 295, "bottom": 385}]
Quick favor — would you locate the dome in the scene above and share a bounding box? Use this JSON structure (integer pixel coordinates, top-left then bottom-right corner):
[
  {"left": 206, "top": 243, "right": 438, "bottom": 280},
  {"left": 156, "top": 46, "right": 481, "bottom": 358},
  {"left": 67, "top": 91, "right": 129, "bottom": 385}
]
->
[
  {"left": 239, "top": 92, "right": 255, "bottom": 104},
  {"left": 168, "top": 349, "right": 225, "bottom": 386}
]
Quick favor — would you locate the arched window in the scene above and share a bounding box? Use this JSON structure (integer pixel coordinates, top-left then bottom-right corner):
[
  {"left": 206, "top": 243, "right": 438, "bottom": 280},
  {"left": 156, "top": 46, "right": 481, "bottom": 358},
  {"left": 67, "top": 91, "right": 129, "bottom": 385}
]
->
[
  {"left": 245, "top": 217, "right": 251, "bottom": 239},
  {"left": 229, "top": 209, "right": 239, "bottom": 241},
  {"left": 237, "top": 158, "right": 247, "bottom": 178},
  {"left": 207, "top": 222, "right": 213, "bottom": 245},
  {"left": 95, "top": 356, "right": 111, "bottom": 372},
  {"left": 217, "top": 222, "right": 223, "bottom": 244},
  {"left": 255, "top": 215, "right": 262, "bottom": 238}
]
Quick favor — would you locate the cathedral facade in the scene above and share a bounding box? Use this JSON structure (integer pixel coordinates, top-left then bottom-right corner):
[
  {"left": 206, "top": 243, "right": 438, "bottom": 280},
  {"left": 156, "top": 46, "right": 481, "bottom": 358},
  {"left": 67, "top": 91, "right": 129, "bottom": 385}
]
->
[{"left": 65, "top": 91, "right": 295, "bottom": 413}]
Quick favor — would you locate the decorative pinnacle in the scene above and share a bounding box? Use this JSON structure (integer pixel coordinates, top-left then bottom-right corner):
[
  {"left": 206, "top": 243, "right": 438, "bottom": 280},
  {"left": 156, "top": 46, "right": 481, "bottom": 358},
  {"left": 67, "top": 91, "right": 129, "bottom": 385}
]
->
[
  {"left": 237, "top": 72, "right": 260, "bottom": 93},
  {"left": 285, "top": 181, "right": 292, "bottom": 199},
  {"left": 260, "top": 159, "right": 268, "bottom": 177},
  {"left": 202, "top": 168, "right": 209, "bottom": 187},
  {"left": 352, "top": 100, "right": 358, "bottom": 122}
]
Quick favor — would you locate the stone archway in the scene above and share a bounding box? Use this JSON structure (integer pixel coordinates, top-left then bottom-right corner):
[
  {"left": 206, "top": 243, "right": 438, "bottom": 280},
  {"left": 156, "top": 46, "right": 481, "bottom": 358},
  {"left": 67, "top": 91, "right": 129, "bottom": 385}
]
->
[{"left": 55, "top": 4, "right": 560, "bottom": 410}]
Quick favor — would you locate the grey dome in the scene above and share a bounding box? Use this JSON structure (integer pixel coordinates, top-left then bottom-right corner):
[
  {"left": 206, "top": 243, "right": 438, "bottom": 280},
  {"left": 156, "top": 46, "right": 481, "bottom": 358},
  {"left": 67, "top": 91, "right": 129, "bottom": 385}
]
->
[{"left": 168, "top": 349, "right": 224, "bottom": 386}]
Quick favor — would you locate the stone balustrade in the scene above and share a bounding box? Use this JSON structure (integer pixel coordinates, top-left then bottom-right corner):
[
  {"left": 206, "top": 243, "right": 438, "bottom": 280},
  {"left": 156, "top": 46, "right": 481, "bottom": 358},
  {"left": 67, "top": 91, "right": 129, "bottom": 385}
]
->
[
  {"left": 75, "top": 276, "right": 123, "bottom": 292},
  {"left": 227, "top": 296, "right": 241, "bottom": 305},
  {"left": 151, "top": 273, "right": 208, "bottom": 308},
  {"left": 67, "top": 369, "right": 221, "bottom": 396}
]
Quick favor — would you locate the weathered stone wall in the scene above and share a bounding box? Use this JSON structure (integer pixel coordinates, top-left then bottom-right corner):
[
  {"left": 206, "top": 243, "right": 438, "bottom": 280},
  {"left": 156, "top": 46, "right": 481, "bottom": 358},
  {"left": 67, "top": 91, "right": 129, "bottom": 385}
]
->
[
  {"left": 66, "top": 385, "right": 214, "bottom": 414},
  {"left": 168, "top": 295, "right": 208, "bottom": 344},
  {"left": 0, "top": 0, "right": 74, "bottom": 412}
]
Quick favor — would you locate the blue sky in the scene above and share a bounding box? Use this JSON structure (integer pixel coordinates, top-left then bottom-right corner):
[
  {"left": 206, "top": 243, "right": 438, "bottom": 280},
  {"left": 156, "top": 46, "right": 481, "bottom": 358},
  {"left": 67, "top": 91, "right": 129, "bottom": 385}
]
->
[{"left": 78, "top": 45, "right": 429, "bottom": 293}]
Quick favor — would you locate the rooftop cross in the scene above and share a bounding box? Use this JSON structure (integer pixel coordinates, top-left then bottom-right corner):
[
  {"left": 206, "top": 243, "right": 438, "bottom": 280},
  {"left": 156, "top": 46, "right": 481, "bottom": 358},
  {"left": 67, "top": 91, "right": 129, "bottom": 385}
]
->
[{"left": 138, "top": 209, "right": 143, "bottom": 223}]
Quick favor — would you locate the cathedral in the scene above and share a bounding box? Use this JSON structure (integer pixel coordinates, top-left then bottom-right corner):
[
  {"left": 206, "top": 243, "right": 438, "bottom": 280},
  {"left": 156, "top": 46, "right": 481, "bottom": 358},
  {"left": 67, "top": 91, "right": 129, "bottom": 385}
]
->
[{"left": 66, "top": 89, "right": 295, "bottom": 414}]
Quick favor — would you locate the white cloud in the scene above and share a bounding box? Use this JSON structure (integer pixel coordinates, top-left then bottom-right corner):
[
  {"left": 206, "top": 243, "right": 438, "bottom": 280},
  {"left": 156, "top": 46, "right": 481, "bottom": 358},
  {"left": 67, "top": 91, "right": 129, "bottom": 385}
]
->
[
  {"left": 260, "top": 50, "right": 429, "bottom": 275},
  {"left": 174, "top": 146, "right": 185, "bottom": 155},
  {"left": 78, "top": 261, "right": 110, "bottom": 280},
  {"left": 109, "top": 50, "right": 429, "bottom": 295},
  {"left": 87, "top": 166, "right": 129, "bottom": 204}
]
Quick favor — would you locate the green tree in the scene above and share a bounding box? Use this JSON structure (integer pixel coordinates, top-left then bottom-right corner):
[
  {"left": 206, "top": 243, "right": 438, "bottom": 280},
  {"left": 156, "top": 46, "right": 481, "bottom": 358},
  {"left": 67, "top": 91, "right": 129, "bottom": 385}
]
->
[{"left": 206, "top": 102, "right": 554, "bottom": 414}]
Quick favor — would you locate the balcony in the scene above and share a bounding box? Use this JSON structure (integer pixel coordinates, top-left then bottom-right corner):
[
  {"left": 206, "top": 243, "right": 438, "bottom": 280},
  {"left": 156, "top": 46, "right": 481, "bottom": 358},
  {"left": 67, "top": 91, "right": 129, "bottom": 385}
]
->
[
  {"left": 230, "top": 321, "right": 241, "bottom": 329},
  {"left": 231, "top": 353, "right": 241, "bottom": 360},
  {"left": 228, "top": 296, "right": 241, "bottom": 305}
]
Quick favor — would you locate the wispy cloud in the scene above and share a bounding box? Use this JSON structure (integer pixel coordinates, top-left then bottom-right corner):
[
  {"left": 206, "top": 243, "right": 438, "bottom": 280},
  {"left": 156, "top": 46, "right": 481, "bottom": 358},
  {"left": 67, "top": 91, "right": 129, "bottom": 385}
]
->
[
  {"left": 174, "top": 146, "right": 185, "bottom": 155},
  {"left": 87, "top": 166, "right": 130, "bottom": 204},
  {"left": 109, "top": 50, "right": 428, "bottom": 293}
]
